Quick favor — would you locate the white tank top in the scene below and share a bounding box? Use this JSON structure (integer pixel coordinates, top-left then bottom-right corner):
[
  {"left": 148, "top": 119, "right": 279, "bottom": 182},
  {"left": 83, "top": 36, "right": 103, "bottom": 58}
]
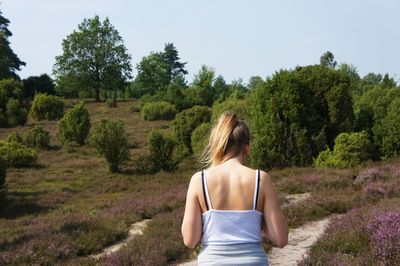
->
[{"left": 200, "top": 169, "right": 263, "bottom": 245}]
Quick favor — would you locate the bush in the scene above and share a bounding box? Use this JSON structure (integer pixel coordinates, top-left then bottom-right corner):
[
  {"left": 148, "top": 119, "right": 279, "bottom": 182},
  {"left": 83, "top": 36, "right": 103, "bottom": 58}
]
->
[
  {"left": 88, "top": 119, "right": 130, "bottom": 173},
  {"left": 171, "top": 105, "right": 211, "bottom": 154},
  {"left": 57, "top": 101, "right": 91, "bottom": 146},
  {"left": 106, "top": 97, "right": 117, "bottom": 108},
  {"left": 191, "top": 123, "right": 212, "bottom": 157},
  {"left": 141, "top": 101, "right": 177, "bottom": 121},
  {"left": 381, "top": 98, "right": 400, "bottom": 158},
  {"left": 24, "top": 125, "right": 50, "bottom": 148},
  {"left": 0, "top": 140, "right": 37, "bottom": 167},
  {"left": 6, "top": 98, "right": 28, "bottom": 127},
  {"left": 30, "top": 92, "right": 65, "bottom": 120},
  {"left": 6, "top": 130, "right": 23, "bottom": 143},
  {"left": 314, "top": 131, "right": 373, "bottom": 168},
  {"left": 211, "top": 98, "right": 249, "bottom": 122},
  {"left": 127, "top": 104, "right": 140, "bottom": 113},
  {"left": 148, "top": 130, "right": 176, "bottom": 171}
]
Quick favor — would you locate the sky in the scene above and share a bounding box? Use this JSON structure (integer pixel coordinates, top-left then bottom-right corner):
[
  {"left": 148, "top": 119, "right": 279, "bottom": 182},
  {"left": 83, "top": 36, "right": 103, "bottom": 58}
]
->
[{"left": 1, "top": 0, "right": 399, "bottom": 83}]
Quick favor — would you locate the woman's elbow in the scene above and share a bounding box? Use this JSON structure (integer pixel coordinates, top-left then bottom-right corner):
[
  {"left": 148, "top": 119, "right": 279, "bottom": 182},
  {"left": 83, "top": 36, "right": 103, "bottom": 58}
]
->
[
  {"left": 182, "top": 236, "right": 198, "bottom": 249},
  {"left": 275, "top": 234, "right": 288, "bottom": 248}
]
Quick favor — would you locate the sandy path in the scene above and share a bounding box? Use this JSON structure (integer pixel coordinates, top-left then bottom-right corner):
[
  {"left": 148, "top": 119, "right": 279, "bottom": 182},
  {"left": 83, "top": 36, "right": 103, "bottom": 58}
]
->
[
  {"left": 90, "top": 219, "right": 151, "bottom": 259},
  {"left": 175, "top": 192, "right": 317, "bottom": 266}
]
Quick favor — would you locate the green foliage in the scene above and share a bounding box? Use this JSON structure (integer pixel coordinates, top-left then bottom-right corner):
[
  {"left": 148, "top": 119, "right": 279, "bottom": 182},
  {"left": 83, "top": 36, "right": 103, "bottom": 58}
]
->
[
  {"left": 53, "top": 15, "right": 132, "bottom": 101},
  {"left": 24, "top": 125, "right": 50, "bottom": 148},
  {"left": 191, "top": 123, "right": 212, "bottom": 157},
  {"left": 381, "top": 98, "right": 400, "bottom": 158},
  {"left": 141, "top": 101, "right": 177, "bottom": 121},
  {"left": 148, "top": 130, "right": 176, "bottom": 171},
  {"left": 6, "top": 98, "right": 28, "bottom": 126},
  {"left": 30, "top": 92, "right": 65, "bottom": 121},
  {"left": 88, "top": 118, "right": 130, "bottom": 173},
  {"left": 0, "top": 10, "right": 26, "bottom": 80},
  {"left": 22, "top": 74, "right": 55, "bottom": 98},
  {"left": 172, "top": 106, "right": 211, "bottom": 154},
  {"left": 314, "top": 131, "right": 372, "bottom": 168},
  {"left": 320, "top": 51, "right": 337, "bottom": 68},
  {"left": 134, "top": 43, "right": 187, "bottom": 97},
  {"left": 6, "top": 130, "right": 23, "bottom": 143},
  {"left": 57, "top": 101, "right": 91, "bottom": 145},
  {"left": 0, "top": 140, "right": 37, "bottom": 167},
  {"left": 0, "top": 79, "right": 28, "bottom": 127},
  {"left": 211, "top": 98, "right": 249, "bottom": 122},
  {"left": 249, "top": 66, "right": 354, "bottom": 169}
]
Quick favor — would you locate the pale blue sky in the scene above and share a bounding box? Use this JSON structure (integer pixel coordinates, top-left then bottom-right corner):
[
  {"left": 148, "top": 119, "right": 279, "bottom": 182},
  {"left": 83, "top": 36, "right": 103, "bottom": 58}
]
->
[{"left": 2, "top": 0, "right": 399, "bottom": 83}]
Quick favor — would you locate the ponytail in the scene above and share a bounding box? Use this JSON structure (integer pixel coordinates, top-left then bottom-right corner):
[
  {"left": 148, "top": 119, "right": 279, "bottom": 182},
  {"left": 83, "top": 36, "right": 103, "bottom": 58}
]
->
[{"left": 201, "top": 112, "right": 250, "bottom": 166}]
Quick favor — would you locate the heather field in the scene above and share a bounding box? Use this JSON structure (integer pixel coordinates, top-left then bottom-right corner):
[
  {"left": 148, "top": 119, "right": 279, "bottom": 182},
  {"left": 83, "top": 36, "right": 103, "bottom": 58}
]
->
[{"left": 0, "top": 100, "right": 399, "bottom": 265}]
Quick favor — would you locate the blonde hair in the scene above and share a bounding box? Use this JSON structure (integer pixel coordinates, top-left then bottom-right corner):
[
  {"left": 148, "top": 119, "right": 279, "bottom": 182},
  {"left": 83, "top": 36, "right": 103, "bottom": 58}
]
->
[{"left": 201, "top": 112, "right": 250, "bottom": 166}]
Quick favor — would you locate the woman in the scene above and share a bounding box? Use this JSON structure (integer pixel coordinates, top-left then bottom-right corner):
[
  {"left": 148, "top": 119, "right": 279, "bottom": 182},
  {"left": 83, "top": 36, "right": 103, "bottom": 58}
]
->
[{"left": 181, "top": 112, "right": 288, "bottom": 265}]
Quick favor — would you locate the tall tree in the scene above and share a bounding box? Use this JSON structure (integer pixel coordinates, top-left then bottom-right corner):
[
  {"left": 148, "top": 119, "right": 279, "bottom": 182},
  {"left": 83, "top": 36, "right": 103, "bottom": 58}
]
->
[
  {"left": 163, "top": 43, "right": 188, "bottom": 84},
  {"left": 0, "top": 9, "right": 25, "bottom": 79},
  {"left": 22, "top": 74, "right": 55, "bottom": 98},
  {"left": 53, "top": 15, "right": 132, "bottom": 101},
  {"left": 320, "top": 51, "right": 337, "bottom": 68}
]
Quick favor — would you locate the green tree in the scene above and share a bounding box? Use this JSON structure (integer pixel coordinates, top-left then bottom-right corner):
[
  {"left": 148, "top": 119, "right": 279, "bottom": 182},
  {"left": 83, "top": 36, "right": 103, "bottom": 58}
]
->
[
  {"left": 0, "top": 9, "right": 25, "bottom": 80},
  {"left": 320, "top": 51, "right": 337, "bottom": 68},
  {"left": 192, "top": 65, "right": 216, "bottom": 106},
  {"left": 163, "top": 43, "right": 188, "bottom": 84},
  {"left": 381, "top": 98, "right": 400, "bottom": 158},
  {"left": 53, "top": 15, "right": 132, "bottom": 101},
  {"left": 22, "top": 74, "right": 55, "bottom": 98}
]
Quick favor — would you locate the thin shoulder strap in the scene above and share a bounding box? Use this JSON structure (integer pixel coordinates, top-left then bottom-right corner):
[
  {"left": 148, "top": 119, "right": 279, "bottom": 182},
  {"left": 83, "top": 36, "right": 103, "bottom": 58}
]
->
[
  {"left": 253, "top": 169, "right": 261, "bottom": 210},
  {"left": 201, "top": 170, "right": 213, "bottom": 210}
]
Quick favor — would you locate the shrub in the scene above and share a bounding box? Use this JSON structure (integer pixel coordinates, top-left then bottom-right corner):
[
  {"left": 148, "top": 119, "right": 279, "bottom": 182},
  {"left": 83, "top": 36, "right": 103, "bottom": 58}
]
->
[
  {"left": 24, "top": 125, "right": 50, "bottom": 148},
  {"left": 354, "top": 168, "right": 387, "bottom": 185},
  {"left": 57, "top": 101, "right": 91, "bottom": 146},
  {"left": 127, "top": 104, "right": 140, "bottom": 113},
  {"left": 191, "top": 122, "right": 212, "bottom": 157},
  {"left": 172, "top": 105, "right": 211, "bottom": 153},
  {"left": 314, "top": 131, "right": 373, "bottom": 168},
  {"left": 211, "top": 98, "right": 249, "bottom": 122},
  {"left": 6, "top": 130, "right": 23, "bottom": 143},
  {"left": 88, "top": 119, "right": 130, "bottom": 173},
  {"left": 0, "top": 140, "right": 37, "bottom": 167},
  {"left": 381, "top": 98, "right": 400, "bottom": 158},
  {"left": 106, "top": 97, "right": 117, "bottom": 108},
  {"left": 141, "top": 101, "right": 177, "bottom": 121},
  {"left": 6, "top": 98, "right": 28, "bottom": 127},
  {"left": 148, "top": 130, "right": 176, "bottom": 171},
  {"left": 30, "top": 92, "right": 65, "bottom": 120}
]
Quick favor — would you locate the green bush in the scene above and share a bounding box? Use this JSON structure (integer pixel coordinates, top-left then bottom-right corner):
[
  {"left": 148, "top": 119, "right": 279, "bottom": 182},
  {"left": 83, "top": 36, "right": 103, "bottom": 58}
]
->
[
  {"left": 172, "top": 105, "right": 211, "bottom": 154},
  {"left": 57, "top": 101, "right": 91, "bottom": 146},
  {"left": 88, "top": 119, "right": 130, "bottom": 173},
  {"left": 106, "top": 97, "right": 117, "bottom": 108},
  {"left": 141, "top": 101, "right": 177, "bottom": 121},
  {"left": 127, "top": 104, "right": 140, "bottom": 113},
  {"left": 30, "top": 92, "right": 65, "bottom": 120},
  {"left": 381, "top": 98, "right": 400, "bottom": 158},
  {"left": 6, "top": 98, "right": 28, "bottom": 127},
  {"left": 24, "top": 125, "right": 50, "bottom": 148},
  {"left": 0, "top": 79, "right": 28, "bottom": 127},
  {"left": 314, "top": 131, "right": 372, "bottom": 168},
  {"left": 191, "top": 123, "right": 212, "bottom": 157},
  {"left": 0, "top": 140, "right": 37, "bottom": 167},
  {"left": 148, "top": 130, "right": 176, "bottom": 171},
  {"left": 6, "top": 130, "right": 23, "bottom": 144},
  {"left": 211, "top": 98, "right": 249, "bottom": 122}
]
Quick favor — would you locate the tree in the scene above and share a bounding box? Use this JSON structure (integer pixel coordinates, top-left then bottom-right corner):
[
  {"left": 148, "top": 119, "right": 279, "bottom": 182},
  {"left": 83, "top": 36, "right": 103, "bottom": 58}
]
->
[
  {"left": 192, "top": 65, "right": 216, "bottom": 106},
  {"left": 22, "top": 74, "right": 55, "bottom": 98},
  {"left": 53, "top": 15, "right": 132, "bottom": 101},
  {"left": 163, "top": 43, "right": 188, "bottom": 84},
  {"left": 320, "top": 51, "right": 337, "bottom": 68},
  {"left": 0, "top": 9, "right": 25, "bottom": 80}
]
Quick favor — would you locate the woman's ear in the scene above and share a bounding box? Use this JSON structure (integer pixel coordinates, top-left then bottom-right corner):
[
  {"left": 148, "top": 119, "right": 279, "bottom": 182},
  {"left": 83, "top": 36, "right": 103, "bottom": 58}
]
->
[{"left": 244, "top": 143, "right": 250, "bottom": 155}]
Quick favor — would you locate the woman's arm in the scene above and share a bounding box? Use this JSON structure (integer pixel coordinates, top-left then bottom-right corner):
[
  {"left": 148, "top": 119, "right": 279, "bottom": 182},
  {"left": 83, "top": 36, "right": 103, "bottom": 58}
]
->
[
  {"left": 261, "top": 171, "right": 288, "bottom": 248},
  {"left": 181, "top": 172, "right": 203, "bottom": 249}
]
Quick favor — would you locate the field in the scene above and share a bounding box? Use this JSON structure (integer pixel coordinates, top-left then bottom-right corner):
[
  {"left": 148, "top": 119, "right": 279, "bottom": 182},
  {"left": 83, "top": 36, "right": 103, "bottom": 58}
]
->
[{"left": 0, "top": 100, "right": 399, "bottom": 265}]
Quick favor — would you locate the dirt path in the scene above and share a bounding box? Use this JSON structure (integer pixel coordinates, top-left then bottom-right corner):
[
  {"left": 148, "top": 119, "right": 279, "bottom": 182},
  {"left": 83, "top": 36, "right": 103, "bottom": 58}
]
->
[
  {"left": 175, "top": 192, "right": 316, "bottom": 266},
  {"left": 90, "top": 219, "right": 151, "bottom": 259}
]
